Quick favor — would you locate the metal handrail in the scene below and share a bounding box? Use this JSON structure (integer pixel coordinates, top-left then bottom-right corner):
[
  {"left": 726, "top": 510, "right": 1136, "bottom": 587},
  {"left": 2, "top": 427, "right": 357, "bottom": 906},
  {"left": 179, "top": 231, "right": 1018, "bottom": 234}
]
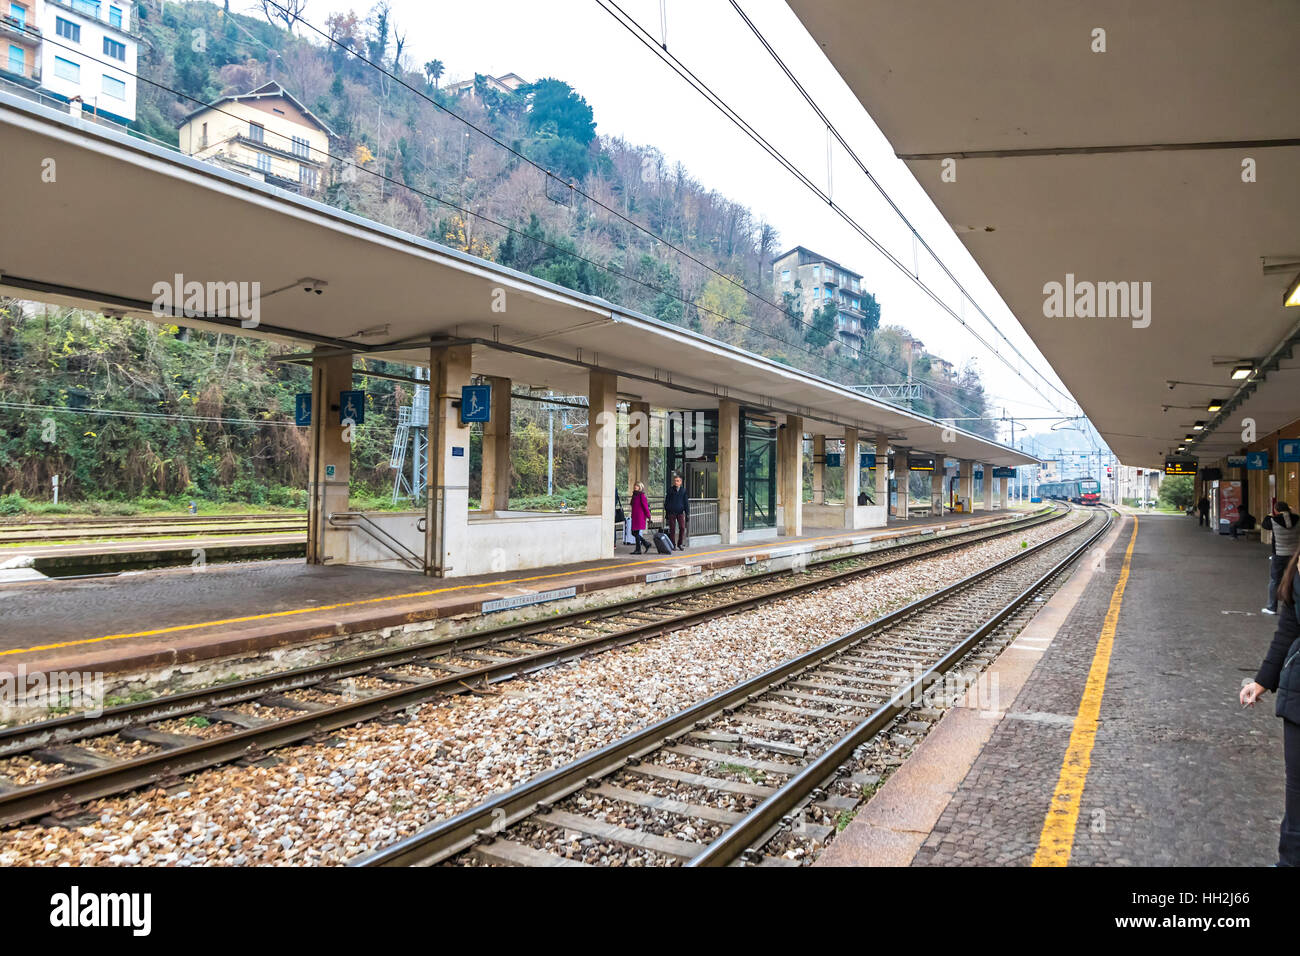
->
[{"left": 328, "top": 511, "right": 424, "bottom": 571}]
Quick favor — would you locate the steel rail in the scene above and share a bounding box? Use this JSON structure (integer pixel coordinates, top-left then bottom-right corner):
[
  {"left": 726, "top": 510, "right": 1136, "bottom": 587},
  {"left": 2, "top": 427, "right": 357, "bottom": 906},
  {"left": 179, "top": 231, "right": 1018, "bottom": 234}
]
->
[
  {"left": 1, "top": 505, "right": 1057, "bottom": 754},
  {"left": 353, "top": 506, "right": 1100, "bottom": 867},
  {"left": 688, "top": 509, "right": 1113, "bottom": 866},
  {"left": 0, "top": 508, "right": 1061, "bottom": 827}
]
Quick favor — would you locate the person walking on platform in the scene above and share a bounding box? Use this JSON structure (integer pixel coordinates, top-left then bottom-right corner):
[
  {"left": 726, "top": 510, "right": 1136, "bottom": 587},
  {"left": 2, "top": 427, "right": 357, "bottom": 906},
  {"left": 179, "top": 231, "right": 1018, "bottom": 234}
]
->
[
  {"left": 1230, "top": 507, "right": 1256, "bottom": 540},
  {"left": 1198, "top": 495, "right": 1211, "bottom": 527},
  {"left": 1240, "top": 549, "right": 1300, "bottom": 867},
  {"left": 630, "top": 481, "right": 651, "bottom": 555},
  {"left": 664, "top": 473, "right": 689, "bottom": 551},
  {"left": 1262, "top": 503, "right": 1299, "bottom": 615}
]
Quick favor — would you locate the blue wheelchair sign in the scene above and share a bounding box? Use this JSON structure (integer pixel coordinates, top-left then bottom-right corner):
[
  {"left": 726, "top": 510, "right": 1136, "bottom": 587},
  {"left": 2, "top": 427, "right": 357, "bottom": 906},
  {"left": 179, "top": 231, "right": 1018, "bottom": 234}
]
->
[
  {"left": 340, "top": 390, "right": 365, "bottom": 425},
  {"left": 461, "top": 385, "right": 491, "bottom": 424},
  {"left": 294, "top": 393, "right": 312, "bottom": 427}
]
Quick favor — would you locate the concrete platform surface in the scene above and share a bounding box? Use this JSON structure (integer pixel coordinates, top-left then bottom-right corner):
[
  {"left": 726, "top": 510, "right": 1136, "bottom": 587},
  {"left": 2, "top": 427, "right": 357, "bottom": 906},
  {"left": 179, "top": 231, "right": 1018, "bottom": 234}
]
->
[
  {"left": 824, "top": 512, "right": 1290, "bottom": 867},
  {"left": 0, "top": 508, "right": 1028, "bottom": 680}
]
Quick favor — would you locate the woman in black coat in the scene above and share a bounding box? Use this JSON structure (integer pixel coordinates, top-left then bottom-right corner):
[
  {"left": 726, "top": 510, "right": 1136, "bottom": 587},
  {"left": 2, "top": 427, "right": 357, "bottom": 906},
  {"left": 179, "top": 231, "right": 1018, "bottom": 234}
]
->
[{"left": 1240, "top": 549, "right": 1300, "bottom": 866}]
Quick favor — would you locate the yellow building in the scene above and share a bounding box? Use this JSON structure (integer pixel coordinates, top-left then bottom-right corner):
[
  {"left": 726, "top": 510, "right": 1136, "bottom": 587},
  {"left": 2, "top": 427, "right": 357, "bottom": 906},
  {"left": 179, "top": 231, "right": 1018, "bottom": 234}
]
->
[{"left": 178, "top": 82, "right": 332, "bottom": 195}]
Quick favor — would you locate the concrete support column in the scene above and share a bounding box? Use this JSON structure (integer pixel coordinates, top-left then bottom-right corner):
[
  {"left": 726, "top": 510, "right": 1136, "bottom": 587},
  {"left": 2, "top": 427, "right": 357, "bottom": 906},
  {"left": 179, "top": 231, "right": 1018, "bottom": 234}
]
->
[
  {"left": 718, "top": 399, "right": 740, "bottom": 544},
  {"left": 894, "top": 447, "right": 910, "bottom": 519},
  {"left": 999, "top": 472, "right": 1010, "bottom": 509},
  {"left": 626, "top": 400, "right": 651, "bottom": 495},
  {"left": 875, "top": 434, "right": 889, "bottom": 506},
  {"left": 479, "top": 375, "right": 511, "bottom": 513},
  {"left": 959, "top": 460, "right": 974, "bottom": 509},
  {"left": 931, "top": 464, "right": 944, "bottom": 513},
  {"left": 978, "top": 465, "right": 991, "bottom": 511},
  {"left": 812, "top": 434, "right": 826, "bottom": 505},
  {"left": 587, "top": 370, "right": 618, "bottom": 556},
  {"left": 843, "top": 427, "right": 860, "bottom": 529},
  {"left": 779, "top": 415, "right": 804, "bottom": 537},
  {"left": 425, "top": 345, "right": 473, "bottom": 576},
  {"left": 307, "top": 352, "right": 353, "bottom": 565}
]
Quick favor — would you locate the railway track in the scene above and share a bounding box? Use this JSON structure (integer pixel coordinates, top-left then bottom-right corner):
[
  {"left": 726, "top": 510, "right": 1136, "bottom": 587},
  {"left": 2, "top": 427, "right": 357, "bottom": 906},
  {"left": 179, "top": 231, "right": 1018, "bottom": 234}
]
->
[
  {"left": 0, "top": 513, "right": 306, "bottom": 545},
  {"left": 354, "top": 506, "right": 1110, "bottom": 868},
  {"left": 0, "top": 506, "right": 1065, "bottom": 829}
]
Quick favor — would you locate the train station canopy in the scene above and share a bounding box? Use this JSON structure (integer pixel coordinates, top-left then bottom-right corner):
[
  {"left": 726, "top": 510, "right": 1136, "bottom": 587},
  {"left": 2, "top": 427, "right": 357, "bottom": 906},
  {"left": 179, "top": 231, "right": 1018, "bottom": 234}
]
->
[
  {"left": 788, "top": 0, "right": 1300, "bottom": 467},
  {"left": 0, "top": 92, "right": 1034, "bottom": 467}
]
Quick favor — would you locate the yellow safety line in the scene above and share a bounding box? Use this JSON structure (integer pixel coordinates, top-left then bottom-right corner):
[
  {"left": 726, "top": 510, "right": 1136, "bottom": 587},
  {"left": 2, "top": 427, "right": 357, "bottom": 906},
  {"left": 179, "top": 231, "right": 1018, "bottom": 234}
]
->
[
  {"left": 1, "top": 516, "right": 1010, "bottom": 659},
  {"left": 1032, "top": 515, "right": 1138, "bottom": 867}
]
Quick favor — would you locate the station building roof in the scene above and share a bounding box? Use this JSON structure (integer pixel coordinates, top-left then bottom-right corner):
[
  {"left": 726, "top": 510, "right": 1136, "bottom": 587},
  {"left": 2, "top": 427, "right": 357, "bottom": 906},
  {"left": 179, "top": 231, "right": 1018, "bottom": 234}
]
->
[
  {"left": 0, "top": 92, "right": 1034, "bottom": 467},
  {"left": 788, "top": 0, "right": 1300, "bottom": 467}
]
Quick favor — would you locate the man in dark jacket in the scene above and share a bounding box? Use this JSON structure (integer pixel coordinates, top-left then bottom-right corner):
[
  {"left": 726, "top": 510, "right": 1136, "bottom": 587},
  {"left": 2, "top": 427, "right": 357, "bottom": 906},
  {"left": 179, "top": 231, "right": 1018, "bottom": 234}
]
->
[
  {"left": 664, "top": 474, "right": 689, "bottom": 550},
  {"left": 1241, "top": 552, "right": 1300, "bottom": 866},
  {"left": 1197, "top": 495, "right": 1211, "bottom": 527}
]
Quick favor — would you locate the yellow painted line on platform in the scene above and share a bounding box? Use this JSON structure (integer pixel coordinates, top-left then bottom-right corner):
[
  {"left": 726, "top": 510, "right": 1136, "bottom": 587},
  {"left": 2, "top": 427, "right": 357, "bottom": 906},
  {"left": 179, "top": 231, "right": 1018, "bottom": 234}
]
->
[
  {"left": 1, "top": 516, "right": 1013, "bottom": 659},
  {"left": 1032, "top": 516, "right": 1138, "bottom": 867}
]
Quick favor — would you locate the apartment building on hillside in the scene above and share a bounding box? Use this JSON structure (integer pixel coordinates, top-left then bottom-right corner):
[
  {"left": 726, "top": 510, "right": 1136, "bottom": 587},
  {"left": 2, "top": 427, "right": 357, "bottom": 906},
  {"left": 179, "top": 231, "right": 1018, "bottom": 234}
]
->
[{"left": 772, "top": 246, "right": 870, "bottom": 348}]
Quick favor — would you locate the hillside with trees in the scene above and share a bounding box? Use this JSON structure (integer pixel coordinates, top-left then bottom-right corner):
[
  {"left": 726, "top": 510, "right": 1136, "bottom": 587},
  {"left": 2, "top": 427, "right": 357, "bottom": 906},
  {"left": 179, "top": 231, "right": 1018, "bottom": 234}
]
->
[{"left": 0, "top": 0, "right": 994, "bottom": 510}]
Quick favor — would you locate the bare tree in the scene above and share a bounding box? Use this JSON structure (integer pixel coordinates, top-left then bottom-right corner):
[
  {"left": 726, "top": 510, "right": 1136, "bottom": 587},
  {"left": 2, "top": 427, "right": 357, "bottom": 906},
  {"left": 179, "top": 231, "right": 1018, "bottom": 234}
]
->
[
  {"left": 393, "top": 25, "right": 407, "bottom": 72},
  {"left": 261, "top": 0, "right": 308, "bottom": 34}
]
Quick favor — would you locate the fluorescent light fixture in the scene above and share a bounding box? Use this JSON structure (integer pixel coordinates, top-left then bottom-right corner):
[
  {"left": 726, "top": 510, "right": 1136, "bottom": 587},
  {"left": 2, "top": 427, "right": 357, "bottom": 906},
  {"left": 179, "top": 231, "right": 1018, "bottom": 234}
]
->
[
  {"left": 1207, "top": 399, "right": 1224, "bottom": 412},
  {"left": 1286, "top": 271, "right": 1300, "bottom": 308},
  {"left": 1193, "top": 421, "right": 1206, "bottom": 430},
  {"left": 1232, "top": 364, "right": 1254, "bottom": 380}
]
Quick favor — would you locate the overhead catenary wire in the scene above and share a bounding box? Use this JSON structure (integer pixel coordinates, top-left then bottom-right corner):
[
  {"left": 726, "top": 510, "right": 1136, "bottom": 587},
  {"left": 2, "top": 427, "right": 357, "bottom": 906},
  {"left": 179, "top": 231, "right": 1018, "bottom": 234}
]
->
[
  {"left": 593, "top": 0, "right": 1076, "bottom": 416},
  {"left": 257, "top": 1, "right": 999, "bottom": 419}
]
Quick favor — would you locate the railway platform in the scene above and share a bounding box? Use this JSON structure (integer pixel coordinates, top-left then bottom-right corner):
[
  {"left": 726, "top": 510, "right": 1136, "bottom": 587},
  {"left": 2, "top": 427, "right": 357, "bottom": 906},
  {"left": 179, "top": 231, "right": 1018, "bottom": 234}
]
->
[
  {"left": 820, "top": 510, "right": 1289, "bottom": 867},
  {"left": 0, "top": 506, "right": 1032, "bottom": 684}
]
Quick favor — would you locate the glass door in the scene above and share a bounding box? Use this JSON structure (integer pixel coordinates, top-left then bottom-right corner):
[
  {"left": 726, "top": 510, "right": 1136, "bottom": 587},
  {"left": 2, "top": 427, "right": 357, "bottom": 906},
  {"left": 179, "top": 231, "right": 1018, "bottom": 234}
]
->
[{"left": 740, "top": 412, "right": 777, "bottom": 530}]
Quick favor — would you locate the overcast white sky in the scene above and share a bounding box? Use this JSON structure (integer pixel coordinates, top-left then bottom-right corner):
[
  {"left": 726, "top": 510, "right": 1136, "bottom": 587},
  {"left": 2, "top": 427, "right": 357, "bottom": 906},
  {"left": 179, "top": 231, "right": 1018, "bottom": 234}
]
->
[{"left": 268, "top": 0, "right": 1082, "bottom": 444}]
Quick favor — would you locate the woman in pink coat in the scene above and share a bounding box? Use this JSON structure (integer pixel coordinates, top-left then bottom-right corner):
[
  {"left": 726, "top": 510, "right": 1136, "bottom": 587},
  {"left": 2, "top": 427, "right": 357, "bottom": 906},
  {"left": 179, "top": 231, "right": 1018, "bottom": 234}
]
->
[{"left": 630, "top": 481, "right": 651, "bottom": 554}]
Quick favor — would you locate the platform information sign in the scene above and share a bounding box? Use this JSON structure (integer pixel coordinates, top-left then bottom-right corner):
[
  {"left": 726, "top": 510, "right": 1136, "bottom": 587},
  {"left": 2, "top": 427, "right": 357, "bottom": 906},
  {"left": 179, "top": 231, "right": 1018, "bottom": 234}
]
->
[
  {"left": 294, "top": 393, "right": 311, "bottom": 427},
  {"left": 824, "top": 452, "right": 841, "bottom": 468},
  {"left": 461, "top": 385, "right": 491, "bottom": 423},
  {"left": 1280, "top": 440, "right": 1300, "bottom": 463},
  {"left": 1247, "top": 451, "right": 1269, "bottom": 470},
  {"left": 992, "top": 467, "right": 1016, "bottom": 478},
  {"left": 1165, "top": 458, "right": 1197, "bottom": 476},
  {"left": 908, "top": 456, "right": 935, "bottom": 472}
]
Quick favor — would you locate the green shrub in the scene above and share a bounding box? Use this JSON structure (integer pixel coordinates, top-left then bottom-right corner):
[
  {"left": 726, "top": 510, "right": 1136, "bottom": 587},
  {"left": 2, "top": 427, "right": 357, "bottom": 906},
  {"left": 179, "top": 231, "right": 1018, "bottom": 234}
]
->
[{"left": 0, "top": 493, "right": 29, "bottom": 516}]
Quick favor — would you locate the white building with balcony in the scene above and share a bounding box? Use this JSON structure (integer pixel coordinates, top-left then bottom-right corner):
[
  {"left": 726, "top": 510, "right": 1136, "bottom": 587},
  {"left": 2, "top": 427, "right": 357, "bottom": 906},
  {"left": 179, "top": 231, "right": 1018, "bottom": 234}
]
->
[{"left": 38, "top": 0, "right": 136, "bottom": 123}]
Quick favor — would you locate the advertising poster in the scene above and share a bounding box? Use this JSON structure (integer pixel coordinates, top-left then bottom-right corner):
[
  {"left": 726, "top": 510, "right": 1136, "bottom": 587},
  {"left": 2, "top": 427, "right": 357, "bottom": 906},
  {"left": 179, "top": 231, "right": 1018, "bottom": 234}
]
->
[{"left": 1218, "top": 480, "right": 1242, "bottom": 525}]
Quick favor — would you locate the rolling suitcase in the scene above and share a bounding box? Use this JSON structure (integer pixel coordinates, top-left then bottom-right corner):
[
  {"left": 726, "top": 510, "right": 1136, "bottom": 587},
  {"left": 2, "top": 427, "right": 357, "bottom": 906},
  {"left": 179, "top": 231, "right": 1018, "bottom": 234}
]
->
[{"left": 653, "top": 530, "right": 675, "bottom": 554}]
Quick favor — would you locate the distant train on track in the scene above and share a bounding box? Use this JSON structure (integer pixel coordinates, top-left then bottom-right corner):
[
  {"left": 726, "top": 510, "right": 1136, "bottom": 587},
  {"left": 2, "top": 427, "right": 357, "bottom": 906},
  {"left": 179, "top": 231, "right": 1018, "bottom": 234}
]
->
[{"left": 1038, "top": 477, "right": 1101, "bottom": 505}]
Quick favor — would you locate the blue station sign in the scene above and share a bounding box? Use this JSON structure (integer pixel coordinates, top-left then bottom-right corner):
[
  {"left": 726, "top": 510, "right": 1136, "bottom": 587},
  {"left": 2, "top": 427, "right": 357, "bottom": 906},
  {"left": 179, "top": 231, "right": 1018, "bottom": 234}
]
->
[
  {"left": 461, "top": 385, "right": 491, "bottom": 424},
  {"left": 339, "top": 390, "right": 366, "bottom": 425},
  {"left": 294, "top": 393, "right": 312, "bottom": 427},
  {"left": 1280, "top": 440, "right": 1300, "bottom": 463},
  {"left": 1247, "top": 451, "right": 1269, "bottom": 471}
]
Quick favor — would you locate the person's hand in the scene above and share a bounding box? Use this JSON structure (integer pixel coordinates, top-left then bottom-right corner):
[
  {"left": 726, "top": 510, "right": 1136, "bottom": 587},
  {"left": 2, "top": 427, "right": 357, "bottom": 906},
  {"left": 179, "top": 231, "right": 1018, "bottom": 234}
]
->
[{"left": 1240, "top": 681, "right": 1267, "bottom": 707}]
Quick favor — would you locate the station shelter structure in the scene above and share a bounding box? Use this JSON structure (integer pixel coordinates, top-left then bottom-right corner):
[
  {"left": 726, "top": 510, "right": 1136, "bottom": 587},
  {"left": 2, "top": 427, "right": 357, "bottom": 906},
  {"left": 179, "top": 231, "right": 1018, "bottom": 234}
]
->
[{"left": 0, "top": 90, "right": 1036, "bottom": 577}]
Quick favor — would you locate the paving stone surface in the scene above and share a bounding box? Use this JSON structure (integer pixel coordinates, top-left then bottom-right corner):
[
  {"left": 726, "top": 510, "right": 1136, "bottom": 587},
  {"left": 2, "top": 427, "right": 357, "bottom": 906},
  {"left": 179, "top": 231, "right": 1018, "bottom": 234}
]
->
[{"left": 913, "top": 514, "right": 1287, "bottom": 867}]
